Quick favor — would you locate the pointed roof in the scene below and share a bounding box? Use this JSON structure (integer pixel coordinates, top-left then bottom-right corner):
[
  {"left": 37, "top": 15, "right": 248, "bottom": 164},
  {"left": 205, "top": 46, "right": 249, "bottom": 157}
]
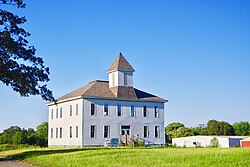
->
[{"left": 108, "top": 52, "right": 135, "bottom": 72}]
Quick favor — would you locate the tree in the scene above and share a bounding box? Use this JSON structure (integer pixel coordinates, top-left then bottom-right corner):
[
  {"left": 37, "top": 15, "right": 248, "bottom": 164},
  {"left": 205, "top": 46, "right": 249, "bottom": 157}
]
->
[
  {"left": 165, "top": 122, "right": 188, "bottom": 143},
  {"left": 26, "top": 128, "right": 37, "bottom": 145},
  {"left": 207, "top": 120, "right": 235, "bottom": 136},
  {"left": 36, "top": 122, "right": 48, "bottom": 147},
  {"left": 0, "top": 0, "right": 53, "bottom": 101},
  {"left": 233, "top": 121, "right": 250, "bottom": 136}
]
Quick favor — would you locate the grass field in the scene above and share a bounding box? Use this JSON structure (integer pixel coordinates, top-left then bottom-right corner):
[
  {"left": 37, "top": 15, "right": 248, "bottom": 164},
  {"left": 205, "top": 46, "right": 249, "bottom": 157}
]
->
[{"left": 1, "top": 147, "right": 250, "bottom": 167}]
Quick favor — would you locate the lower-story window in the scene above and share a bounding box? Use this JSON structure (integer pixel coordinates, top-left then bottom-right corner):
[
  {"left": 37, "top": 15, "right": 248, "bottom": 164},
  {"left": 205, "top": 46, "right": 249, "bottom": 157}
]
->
[
  {"left": 90, "top": 125, "right": 96, "bottom": 138},
  {"left": 144, "top": 126, "right": 149, "bottom": 138},
  {"left": 60, "top": 127, "right": 62, "bottom": 138},
  {"left": 56, "top": 128, "right": 58, "bottom": 138},
  {"left": 70, "top": 126, "right": 72, "bottom": 138},
  {"left": 51, "top": 128, "right": 53, "bottom": 139},
  {"left": 155, "top": 126, "right": 160, "bottom": 138},
  {"left": 104, "top": 125, "right": 110, "bottom": 138},
  {"left": 76, "top": 126, "right": 78, "bottom": 138}
]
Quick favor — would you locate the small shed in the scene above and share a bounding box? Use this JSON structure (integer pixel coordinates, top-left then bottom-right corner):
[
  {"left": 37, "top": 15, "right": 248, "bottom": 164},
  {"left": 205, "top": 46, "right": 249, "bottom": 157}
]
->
[{"left": 240, "top": 137, "right": 250, "bottom": 148}]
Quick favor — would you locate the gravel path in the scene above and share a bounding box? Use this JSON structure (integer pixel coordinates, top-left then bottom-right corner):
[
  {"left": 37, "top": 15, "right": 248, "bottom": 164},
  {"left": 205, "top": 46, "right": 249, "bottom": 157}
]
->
[{"left": 0, "top": 158, "right": 32, "bottom": 167}]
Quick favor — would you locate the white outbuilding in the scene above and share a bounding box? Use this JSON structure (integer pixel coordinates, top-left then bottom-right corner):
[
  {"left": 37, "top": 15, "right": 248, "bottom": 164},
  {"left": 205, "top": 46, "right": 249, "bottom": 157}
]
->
[{"left": 172, "top": 136, "right": 248, "bottom": 148}]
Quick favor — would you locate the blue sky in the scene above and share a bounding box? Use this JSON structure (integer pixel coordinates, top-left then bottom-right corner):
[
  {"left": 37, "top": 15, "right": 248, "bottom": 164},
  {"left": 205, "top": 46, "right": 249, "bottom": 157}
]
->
[{"left": 1, "top": 0, "right": 250, "bottom": 132}]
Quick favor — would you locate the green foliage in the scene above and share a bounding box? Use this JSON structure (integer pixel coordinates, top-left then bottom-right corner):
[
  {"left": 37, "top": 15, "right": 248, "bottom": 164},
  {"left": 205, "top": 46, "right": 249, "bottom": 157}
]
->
[
  {"left": 36, "top": 122, "right": 48, "bottom": 147},
  {"left": 209, "top": 137, "right": 220, "bottom": 147},
  {"left": 207, "top": 120, "right": 235, "bottom": 136},
  {"left": 0, "top": 0, "right": 53, "bottom": 101},
  {"left": 233, "top": 121, "right": 250, "bottom": 136},
  {"left": 0, "top": 122, "right": 48, "bottom": 147}
]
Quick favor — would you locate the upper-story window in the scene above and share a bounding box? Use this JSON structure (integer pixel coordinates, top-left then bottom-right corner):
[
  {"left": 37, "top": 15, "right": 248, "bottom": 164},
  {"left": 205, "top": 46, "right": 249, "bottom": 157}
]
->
[
  {"left": 112, "top": 73, "right": 115, "bottom": 87},
  {"left": 70, "top": 105, "right": 72, "bottom": 117},
  {"left": 104, "top": 104, "right": 109, "bottom": 116},
  {"left": 154, "top": 106, "right": 159, "bottom": 118},
  {"left": 155, "top": 126, "right": 160, "bottom": 138},
  {"left": 104, "top": 125, "right": 110, "bottom": 138},
  {"left": 117, "top": 105, "right": 122, "bottom": 116},
  {"left": 56, "top": 108, "right": 58, "bottom": 119},
  {"left": 131, "top": 105, "right": 135, "bottom": 117},
  {"left": 144, "top": 126, "right": 149, "bottom": 138},
  {"left": 143, "top": 106, "right": 147, "bottom": 117},
  {"left": 60, "top": 107, "right": 62, "bottom": 118},
  {"left": 91, "top": 103, "right": 96, "bottom": 115},
  {"left": 76, "top": 104, "right": 78, "bottom": 116},
  {"left": 51, "top": 109, "right": 53, "bottom": 119}
]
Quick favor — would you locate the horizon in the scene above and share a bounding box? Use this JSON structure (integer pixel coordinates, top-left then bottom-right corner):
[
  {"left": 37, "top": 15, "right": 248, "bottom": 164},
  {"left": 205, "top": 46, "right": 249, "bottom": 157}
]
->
[{"left": 1, "top": 0, "right": 250, "bottom": 132}]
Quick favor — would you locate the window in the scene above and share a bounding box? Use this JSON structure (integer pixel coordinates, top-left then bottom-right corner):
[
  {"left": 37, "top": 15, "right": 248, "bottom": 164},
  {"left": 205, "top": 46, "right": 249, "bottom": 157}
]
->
[
  {"left": 90, "top": 125, "right": 96, "bottom": 138},
  {"left": 144, "top": 126, "right": 149, "bottom": 138},
  {"left": 51, "top": 128, "right": 53, "bottom": 139},
  {"left": 155, "top": 126, "right": 160, "bottom": 138},
  {"left": 51, "top": 109, "right": 53, "bottom": 119},
  {"left": 112, "top": 73, "right": 115, "bottom": 87},
  {"left": 131, "top": 105, "right": 135, "bottom": 117},
  {"left": 56, "top": 108, "right": 58, "bottom": 119},
  {"left": 70, "top": 105, "right": 72, "bottom": 116},
  {"left": 104, "top": 104, "right": 109, "bottom": 116},
  {"left": 70, "top": 126, "right": 72, "bottom": 138},
  {"left": 56, "top": 128, "right": 58, "bottom": 138},
  {"left": 76, "top": 126, "right": 78, "bottom": 138},
  {"left": 154, "top": 106, "right": 159, "bottom": 118},
  {"left": 76, "top": 104, "right": 78, "bottom": 116},
  {"left": 124, "top": 73, "right": 127, "bottom": 86},
  {"left": 117, "top": 105, "right": 122, "bottom": 116},
  {"left": 104, "top": 125, "right": 110, "bottom": 138},
  {"left": 60, "top": 107, "right": 62, "bottom": 118},
  {"left": 143, "top": 106, "right": 147, "bottom": 117},
  {"left": 91, "top": 103, "right": 96, "bottom": 115},
  {"left": 60, "top": 127, "right": 62, "bottom": 138}
]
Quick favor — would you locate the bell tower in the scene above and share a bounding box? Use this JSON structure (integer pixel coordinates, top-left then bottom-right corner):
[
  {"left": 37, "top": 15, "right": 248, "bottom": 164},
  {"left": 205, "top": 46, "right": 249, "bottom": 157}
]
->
[{"left": 107, "top": 52, "right": 135, "bottom": 88}]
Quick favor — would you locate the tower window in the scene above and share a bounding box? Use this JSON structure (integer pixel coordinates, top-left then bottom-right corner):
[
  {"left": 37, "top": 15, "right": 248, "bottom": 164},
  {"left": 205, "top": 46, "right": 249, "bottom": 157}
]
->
[{"left": 124, "top": 73, "right": 127, "bottom": 86}]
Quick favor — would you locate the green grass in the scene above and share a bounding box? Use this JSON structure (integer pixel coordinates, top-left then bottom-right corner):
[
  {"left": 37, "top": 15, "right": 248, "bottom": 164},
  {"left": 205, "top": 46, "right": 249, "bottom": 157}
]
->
[{"left": 1, "top": 147, "right": 250, "bottom": 167}]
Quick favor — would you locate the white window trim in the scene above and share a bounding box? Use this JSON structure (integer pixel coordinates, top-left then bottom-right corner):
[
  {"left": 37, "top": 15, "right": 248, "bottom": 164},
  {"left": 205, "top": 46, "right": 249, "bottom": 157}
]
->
[
  {"left": 155, "top": 126, "right": 160, "bottom": 138},
  {"left": 90, "top": 103, "right": 97, "bottom": 116},
  {"left": 143, "top": 126, "right": 149, "bottom": 138},
  {"left": 130, "top": 106, "right": 136, "bottom": 117},
  {"left": 90, "top": 125, "right": 97, "bottom": 138},
  {"left": 103, "top": 125, "right": 110, "bottom": 138},
  {"left": 154, "top": 106, "right": 159, "bottom": 118},
  {"left": 117, "top": 105, "right": 122, "bottom": 116},
  {"left": 103, "top": 104, "right": 109, "bottom": 116}
]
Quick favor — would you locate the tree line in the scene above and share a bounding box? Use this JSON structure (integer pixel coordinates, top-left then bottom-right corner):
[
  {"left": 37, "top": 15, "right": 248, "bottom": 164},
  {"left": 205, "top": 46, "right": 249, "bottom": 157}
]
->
[
  {"left": 165, "top": 120, "right": 250, "bottom": 143},
  {"left": 0, "top": 122, "right": 48, "bottom": 147}
]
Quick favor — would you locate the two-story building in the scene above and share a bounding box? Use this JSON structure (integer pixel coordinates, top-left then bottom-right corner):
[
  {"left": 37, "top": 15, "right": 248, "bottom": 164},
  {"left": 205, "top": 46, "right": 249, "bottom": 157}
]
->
[{"left": 47, "top": 53, "right": 168, "bottom": 147}]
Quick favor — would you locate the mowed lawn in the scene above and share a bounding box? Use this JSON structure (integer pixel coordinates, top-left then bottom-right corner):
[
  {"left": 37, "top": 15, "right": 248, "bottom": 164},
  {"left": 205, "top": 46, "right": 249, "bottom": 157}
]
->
[{"left": 1, "top": 147, "right": 250, "bottom": 167}]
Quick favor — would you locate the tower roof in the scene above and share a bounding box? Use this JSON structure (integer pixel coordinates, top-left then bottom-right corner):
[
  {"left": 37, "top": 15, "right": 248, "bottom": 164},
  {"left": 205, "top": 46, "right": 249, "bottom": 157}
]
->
[{"left": 108, "top": 52, "right": 135, "bottom": 72}]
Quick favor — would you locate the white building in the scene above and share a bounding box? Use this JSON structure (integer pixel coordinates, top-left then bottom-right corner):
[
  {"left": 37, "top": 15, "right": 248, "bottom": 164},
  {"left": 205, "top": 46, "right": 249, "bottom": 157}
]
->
[
  {"left": 172, "top": 136, "right": 247, "bottom": 148},
  {"left": 47, "top": 53, "right": 167, "bottom": 147}
]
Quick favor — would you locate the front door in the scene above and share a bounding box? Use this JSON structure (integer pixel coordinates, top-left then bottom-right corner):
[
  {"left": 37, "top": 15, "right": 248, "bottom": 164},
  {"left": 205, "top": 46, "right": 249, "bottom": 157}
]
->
[{"left": 121, "top": 125, "right": 130, "bottom": 135}]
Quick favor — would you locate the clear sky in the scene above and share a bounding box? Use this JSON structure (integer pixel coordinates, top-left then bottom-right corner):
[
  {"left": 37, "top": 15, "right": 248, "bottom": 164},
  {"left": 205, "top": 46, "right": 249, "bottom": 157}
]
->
[{"left": 1, "top": 0, "right": 250, "bottom": 132}]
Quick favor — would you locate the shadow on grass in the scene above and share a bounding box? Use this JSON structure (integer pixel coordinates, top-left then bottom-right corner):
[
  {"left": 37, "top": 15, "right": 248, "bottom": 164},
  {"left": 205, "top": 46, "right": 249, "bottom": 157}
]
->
[{"left": 7, "top": 147, "right": 109, "bottom": 160}]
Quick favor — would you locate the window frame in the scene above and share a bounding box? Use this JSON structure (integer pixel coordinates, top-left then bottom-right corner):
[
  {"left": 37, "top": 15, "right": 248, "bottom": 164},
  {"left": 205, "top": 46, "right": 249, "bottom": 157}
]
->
[
  {"left": 104, "top": 104, "right": 109, "bottom": 116},
  {"left": 117, "top": 105, "right": 122, "bottom": 116},
  {"left": 76, "top": 126, "right": 78, "bottom": 138},
  {"left": 76, "top": 104, "right": 78, "bottom": 116},
  {"left": 90, "top": 103, "right": 96, "bottom": 116},
  {"left": 56, "top": 108, "right": 58, "bottom": 119},
  {"left": 60, "top": 127, "right": 62, "bottom": 138},
  {"left": 56, "top": 128, "right": 58, "bottom": 138},
  {"left": 70, "top": 126, "right": 72, "bottom": 138},
  {"left": 155, "top": 126, "right": 160, "bottom": 138},
  {"left": 60, "top": 107, "right": 62, "bottom": 118},
  {"left": 90, "top": 125, "right": 96, "bottom": 138},
  {"left": 143, "top": 106, "right": 147, "bottom": 117},
  {"left": 51, "top": 109, "right": 53, "bottom": 119},
  {"left": 51, "top": 128, "right": 53, "bottom": 139},
  {"left": 70, "top": 105, "right": 72, "bottom": 117},
  {"left": 154, "top": 106, "right": 159, "bottom": 118},
  {"left": 103, "top": 125, "right": 110, "bottom": 138},
  {"left": 131, "top": 105, "right": 135, "bottom": 117},
  {"left": 143, "top": 126, "right": 149, "bottom": 138}
]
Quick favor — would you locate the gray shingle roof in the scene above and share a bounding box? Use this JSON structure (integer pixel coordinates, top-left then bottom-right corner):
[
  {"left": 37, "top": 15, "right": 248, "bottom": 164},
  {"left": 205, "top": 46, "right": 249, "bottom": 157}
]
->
[
  {"left": 56, "top": 80, "right": 166, "bottom": 102},
  {"left": 108, "top": 52, "right": 135, "bottom": 72}
]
